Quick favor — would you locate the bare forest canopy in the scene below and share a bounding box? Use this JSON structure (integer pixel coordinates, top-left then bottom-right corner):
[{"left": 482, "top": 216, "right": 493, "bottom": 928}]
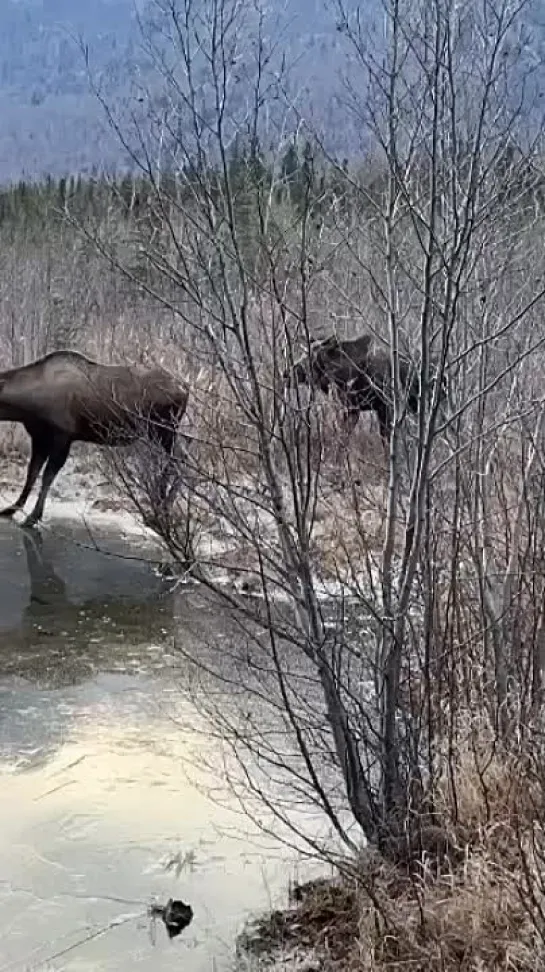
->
[
  {"left": 2, "top": 131, "right": 542, "bottom": 352},
  {"left": 1, "top": 0, "right": 545, "bottom": 183}
]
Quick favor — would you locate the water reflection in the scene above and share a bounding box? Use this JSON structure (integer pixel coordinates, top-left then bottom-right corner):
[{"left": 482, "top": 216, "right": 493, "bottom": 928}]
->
[
  {"left": 0, "top": 520, "right": 300, "bottom": 971},
  {"left": 0, "top": 524, "right": 178, "bottom": 775},
  {"left": 0, "top": 525, "right": 175, "bottom": 687}
]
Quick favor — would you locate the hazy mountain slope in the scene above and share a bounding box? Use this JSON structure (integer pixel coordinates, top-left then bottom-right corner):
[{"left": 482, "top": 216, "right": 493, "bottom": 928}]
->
[
  {"left": 0, "top": 0, "right": 543, "bottom": 183},
  {"left": 0, "top": 0, "right": 359, "bottom": 181},
  {"left": 0, "top": 0, "right": 141, "bottom": 179}
]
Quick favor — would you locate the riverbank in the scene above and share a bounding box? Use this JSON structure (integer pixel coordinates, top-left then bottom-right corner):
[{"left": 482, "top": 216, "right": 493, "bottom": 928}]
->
[
  {"left": 3, "top": 448, "right": 540, "bottom": 972},
  {"left": 0, "top": 443, "right": 387, "bottom": 597},
  {"left": 235, "top": 792, "right": 541, "bottom": 972},
  {"left": 236, "top": 874, "right": 353, "bottom": 971},
  {"left": 0, "top": 448, "right": 156, "bottom": 538}
]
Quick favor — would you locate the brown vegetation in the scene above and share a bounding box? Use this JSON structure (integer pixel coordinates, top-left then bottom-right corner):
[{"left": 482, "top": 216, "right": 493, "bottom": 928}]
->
[{"left": 238, "top": 746, "right": 544, "bottom": 971}]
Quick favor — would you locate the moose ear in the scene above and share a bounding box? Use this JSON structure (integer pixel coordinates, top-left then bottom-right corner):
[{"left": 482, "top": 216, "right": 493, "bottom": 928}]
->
[{"left": 355, "top": 333, "right": 372, "bottom": 351}]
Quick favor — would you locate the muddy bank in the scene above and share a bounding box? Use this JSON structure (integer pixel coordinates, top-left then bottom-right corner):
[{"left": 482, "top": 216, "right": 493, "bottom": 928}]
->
[
  {"left": 236, "top": 876, "right": 354, "bottom": 972},
  {"left": 0, "top": 450, "right": 160, "bottom": 543},
  {"left": 0, "top": 450, "right": 382, "bottom": 603}
]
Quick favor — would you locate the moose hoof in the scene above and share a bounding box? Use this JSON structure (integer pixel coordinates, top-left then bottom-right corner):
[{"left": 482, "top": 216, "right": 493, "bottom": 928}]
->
[
  {"left": 21, "top": 514, "right": 40, "bottom": 530},
  {"left": 0, "top": 506, "right": 18, "bottom": 518}
]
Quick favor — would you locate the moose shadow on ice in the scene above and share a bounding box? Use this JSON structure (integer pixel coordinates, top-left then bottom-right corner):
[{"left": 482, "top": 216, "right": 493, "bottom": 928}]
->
[{"left": 0, "top": 522, "right": 179, "bottom": 769}]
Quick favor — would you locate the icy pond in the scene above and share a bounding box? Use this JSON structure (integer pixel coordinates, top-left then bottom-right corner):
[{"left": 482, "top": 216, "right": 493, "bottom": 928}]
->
[{"left": 0, "top": 518, "right": 314, "bottom": 971}]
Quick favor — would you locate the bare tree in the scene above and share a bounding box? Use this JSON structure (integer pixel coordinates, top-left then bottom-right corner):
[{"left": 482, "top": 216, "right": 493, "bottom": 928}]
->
[{"left": 72, "top": 0, "right": 545, "bottom": 896}]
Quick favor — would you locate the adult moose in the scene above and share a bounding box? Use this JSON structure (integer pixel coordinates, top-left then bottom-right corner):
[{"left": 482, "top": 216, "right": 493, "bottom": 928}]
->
[
  {"left": 0, "top": 350, "right": 189, "bottom": 527},
  {"left": 286, "top": 332, "right": 443, "bottom": 447}
]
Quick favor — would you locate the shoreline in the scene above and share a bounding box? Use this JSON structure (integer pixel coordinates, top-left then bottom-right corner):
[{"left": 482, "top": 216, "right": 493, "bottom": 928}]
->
[
  {"left": 0, "top": 451, "right": 169, "bottom": 543},
  {"left": 0, "top": 451, "right": 382, "bottom": 601}
]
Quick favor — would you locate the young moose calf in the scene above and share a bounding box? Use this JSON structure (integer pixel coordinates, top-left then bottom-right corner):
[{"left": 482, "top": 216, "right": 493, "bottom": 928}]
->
[
  {"left": 0, "top": 350, "right": 189, "bottom": 527},
  {"left": 286, "top": 332, "right": 446, "bottom": 446}
]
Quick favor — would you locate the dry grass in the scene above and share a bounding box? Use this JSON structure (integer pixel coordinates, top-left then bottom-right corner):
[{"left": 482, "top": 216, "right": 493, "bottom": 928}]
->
[{"left": 237, "top": 742, "right": 545, "bottom": 971}]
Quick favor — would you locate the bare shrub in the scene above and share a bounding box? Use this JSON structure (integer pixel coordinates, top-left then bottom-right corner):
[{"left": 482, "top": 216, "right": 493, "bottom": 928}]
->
[{"left": 48, "top": 0, "right": 545, "bottom": 965}]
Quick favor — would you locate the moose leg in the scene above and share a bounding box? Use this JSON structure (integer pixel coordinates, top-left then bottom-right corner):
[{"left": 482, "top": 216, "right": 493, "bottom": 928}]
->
[
  {"left": 334, "top": 406, "right": 360, "bottom": 462},
  {"left": 341, "top": 407, "right": 361, "bottom": 440},
  {"left": 157, "top": 423, "right": 176, "bottom": 458},
  {"left": 23, "top": 441, "right": 71, "bottom": 528},
  {"left": 327, "top": 406, "right": 359, "bottom": 481},
  {"left": 0, "top": 439, "right": 48, "bottom": 518},
  {"left": 376, "top": 405, "right": 392, "bottom": 451},
  {"left": 155, "top": 422, "right": 178, "bottom": 506},
  {"left": 155, "top": 413, "right": 192, "bottom": 503}
]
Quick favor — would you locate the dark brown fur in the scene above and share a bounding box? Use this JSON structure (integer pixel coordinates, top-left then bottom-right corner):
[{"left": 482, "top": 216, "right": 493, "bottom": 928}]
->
[
  {"left": 0, "top": 350, "right": 189, "bottom": 527},
  {"left": 287, "top": 333, "right": 425, "bottom": 445}
]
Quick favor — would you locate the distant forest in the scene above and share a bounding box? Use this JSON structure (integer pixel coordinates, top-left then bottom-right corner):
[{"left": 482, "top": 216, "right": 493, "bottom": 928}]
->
[{"left": 0, "top": 0, "right": 355, "bottom": 183}]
